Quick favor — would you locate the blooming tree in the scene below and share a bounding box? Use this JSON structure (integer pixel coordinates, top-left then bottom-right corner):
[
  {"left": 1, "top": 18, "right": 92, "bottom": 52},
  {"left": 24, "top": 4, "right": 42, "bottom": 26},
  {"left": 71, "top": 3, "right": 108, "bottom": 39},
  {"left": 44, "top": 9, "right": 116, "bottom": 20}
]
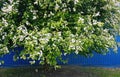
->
[{"left": 0, "top": 0, "right": 120, "bottom": 68}]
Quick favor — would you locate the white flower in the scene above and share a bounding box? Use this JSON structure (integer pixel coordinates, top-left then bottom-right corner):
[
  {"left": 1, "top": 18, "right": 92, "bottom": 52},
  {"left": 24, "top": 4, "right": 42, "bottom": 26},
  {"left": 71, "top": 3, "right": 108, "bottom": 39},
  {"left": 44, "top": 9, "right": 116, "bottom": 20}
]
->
[
  {"left": 32, "top": 36, "right": 37, "bottom": 40},
  {"left": 44, "top": 13, "right": 47, "bottom": 18},
  {"left": 74, "top": 0, "right": 79, "bottom": 4},
  {"left": 63, "top": 53, "right": 67, "bottom": 56},
  {"left": 103, "top": 29, "right": 109, "bottom": 32},
  {"left": 71, "top": 39, "right": 76, "bottom": 43},
  {"left": 93, "top": 20, "right": 97, "bottom": 25},
  {"left": 78, "top": 17, "right": 84, "bottom": 23},
  {"left": 109, "top": 36, "right": 113, "bottom": 39},
  {"left": 53, "top": 44, "right": 56, "bottom": 47},
  {"left": 94, "top": 12, "right": 100, "bottom": 17},
  {"left": 45, "top": 38, "right": 49, "bottom": 41},
  {"left": 29, "top": 60, "right": 35, "bottom": 65},
  {"left": 33, "top": 16, "right": 37, "bottom": 20},
  {"left": 2, "top": 5, "right": 13, "bottom": 13},
  {"left": 73, "top": 8, "right": 76, "bottom": 11},
  {"left": 48, "top": 14, "right": 51, "bottom": 17},
  {"left": 70, "top": 34, "right": 75, "bottom": 37},
  {"left": 62, "top": 3, "right": 67, "bottom": 7},
  {"left": 63, "top": 8, "right": 67, "bottom": 12},
  {"left": 39, "top": 50, "right": 43, "bottom": 57},
  {"left": 50, "top": 11, "right": 54, "bottom": 16},
  {"left": 58, "top": 32, "right": 61, "bottom": 36},
  {"left": 36, "top": 50, "right": 43, "bottom": 57},
  {"left": 18, "top": 25, "right": 23, "bottom": 30},
  {"left": 18, "top": 25, "right": 28, "bottom": 35},
  {"left": 69, "top": 45, "right": 75, "bottom": 50},
  {"left": 115, "top": 2, "right": 120, "bottom": 6},
  {"left": 75, "top": 50, "right": 79, "bottom": 54},
  {"left": 26, "top": 21, "right": 30, "bottom": 25},
  {"left": 83, "top": 27, "right": 87, "bottom": 31},
  {"left": 117, "top": 10, "right": 120, "bottom": 13},
  {"left": 25, "top": 37, "right": 31, "bottom": 40},
  {"left": 55, "top": 3, "right": 60, "bottom": 11},
  {"left": 9, "top": 0, "right": 13, "bottom": 4},
  {"left": 2, "top": 36, "right": 5, "bottom": 40},
  {"left": 3, "top": 47, "right": 9, "bottom": 53},
  {"left": 34, "top": 1, "right": 38, "bottom": 4},
  {"left": 33, "top": 40, "right": 38, "bottom": 45},
  {"left": 46, "top": 33, "right": 52, "bottom": 37},
  {"left": 0, "top": 27, "right": 2, "bottom": 31},
  {"left": 13, "top": 36, "right": 17, "bottom": 39},
  {"left": 2, "top": 18, "right": 8, "bottom": 27},
  {"left": 19, "top": 35, "right": 25, "bottom": 41}
]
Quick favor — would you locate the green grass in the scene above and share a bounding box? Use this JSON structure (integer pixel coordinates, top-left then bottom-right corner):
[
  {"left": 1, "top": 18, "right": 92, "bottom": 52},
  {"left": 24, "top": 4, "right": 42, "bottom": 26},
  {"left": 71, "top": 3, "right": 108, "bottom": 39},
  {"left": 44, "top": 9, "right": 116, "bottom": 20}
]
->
[
  {"left": 88, "top": 67, "right": 120, "bottom": 77},
  {"left": 0, "top": 66, "right": 120, "bottom": 77}
]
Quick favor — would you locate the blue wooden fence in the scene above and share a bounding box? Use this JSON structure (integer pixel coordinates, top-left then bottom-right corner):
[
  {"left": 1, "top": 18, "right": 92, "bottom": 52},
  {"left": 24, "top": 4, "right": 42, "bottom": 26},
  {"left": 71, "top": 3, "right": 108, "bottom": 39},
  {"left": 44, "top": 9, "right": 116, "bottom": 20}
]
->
[{"left": 0, "top": 36, "right": 120, "bottom": 67}]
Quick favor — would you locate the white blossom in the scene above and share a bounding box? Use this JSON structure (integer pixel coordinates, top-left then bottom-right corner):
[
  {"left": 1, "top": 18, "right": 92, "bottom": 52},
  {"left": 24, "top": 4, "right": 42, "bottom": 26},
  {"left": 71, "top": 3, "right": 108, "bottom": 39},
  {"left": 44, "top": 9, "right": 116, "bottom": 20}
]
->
[
  {"left": 18, "top": 25, "right": 28, "bottom": 35},
  {"left": 2, "top": 18, "right": 8, "bottom": 27},
  {"left": 63, "top": 53, "right": 67, "bottom": 56},
  {"left": 70, "top": 34, "right": 75, "bottom": 37},
  {"left": 13, "top": 36, "right": 17, "bottom": 39},
  {"left": 1, "top": 5, "right": 13, "bottom": 13},
  {"left": 69, "top": 45, "right": 75, "bottom": 50},
  {"left": 34, "top": 1, "right": 38, "bottom": 4},
  {"left": 45, "top": 33, "right": 52, "bottom": 37},
  {"left": 36, "top": 50, "right": 43, "bottom": 57},
  {"left": 2, "top": 32, "right": 7, "bottom": 40},
  {"left": 115, "top": 2, "right": 120, "bottom": 6},
  {"left": 44, "top": 13, "right": 47, "bottom": 18},
  {"left": 9, "top": 0, "right": 13, "bottom": 4},
  {"left": 29, "top": 60, "right": 35, "bottom": 64},
  {"left": 62, "top": 8, "right": 67, "bottom": 12},
  {"left": 19, "top": 35, "right": 25, "bottom": 41},
  {"left": 62, "top": 3, "right": 67, "bottom": 7},
  {"left": 32, "top": 36, "right": 37, "bottom": 40},
  {"left": 53, "top": 44, "right": 56, "bottom": 47},
  {"left": 48, "top": 14, "right": 51, "bottom": 17},
  {"left": 2, "top": 35, "right": 5, "bottom": 40},
  {"left": 33, "top": 16, "right": 37, "bottom": 20},
  {"left": 117, "top": 10, "right": 120, "bottom": 13},
  {"left": 55, "top": 3, "right": 60, "bottom": 11},
  {"left": 50, "top": 11, "right": 54, "bottom": 16},
  {"left": 75, "top": 50, "right": 79, "bottom": 54},
  {"left": 93, "top": 12, "right": 100, "bottom": 17},
  {"left": 3, "top": 47, "right": 9, "bottom": 53},
  {"left": 73, "top": 8, "right": 76, "bottom": 11},
  {"left": 78, "top": 17, "right": 84, "bottom": 23},
  {"left": 26, "top": 21, "right": 30, "bottom": 25},
  {"left": 83, "top": 27, "right": 87, "bottom": 31},
  {"left": 58, "top": 32, "right": 61, "bottom": 36},
  {"left": 103, "top": 29, "right": 109, "bottom": 32},
  {"left": 93, "top": 20, "right": 97, "bottom": 25},
  {"left": 74, "top": 0, "right": 79, "bottom": 4},
  {"left": 71, "top": 38, "right": 76, "bottom": 43},
  {"left": 25, "top": 37, "right": 31, "bottom": 40}
]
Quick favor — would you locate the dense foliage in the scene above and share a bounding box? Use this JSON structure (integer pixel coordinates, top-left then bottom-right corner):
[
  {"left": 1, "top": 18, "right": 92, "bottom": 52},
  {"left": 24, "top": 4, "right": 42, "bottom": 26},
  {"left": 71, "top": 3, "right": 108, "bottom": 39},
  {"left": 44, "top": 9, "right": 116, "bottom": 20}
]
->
[{"left": 0, "top": 0, "right": 120, "bottom": 67}]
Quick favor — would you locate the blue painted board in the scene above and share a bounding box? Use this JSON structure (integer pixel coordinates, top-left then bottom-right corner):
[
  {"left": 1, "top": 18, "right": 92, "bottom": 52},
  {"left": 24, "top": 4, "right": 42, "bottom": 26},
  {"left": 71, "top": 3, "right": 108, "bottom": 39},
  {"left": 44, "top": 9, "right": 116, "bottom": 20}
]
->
[{"left": 0, "top": 36, "right": 120, "bottom": 67}]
